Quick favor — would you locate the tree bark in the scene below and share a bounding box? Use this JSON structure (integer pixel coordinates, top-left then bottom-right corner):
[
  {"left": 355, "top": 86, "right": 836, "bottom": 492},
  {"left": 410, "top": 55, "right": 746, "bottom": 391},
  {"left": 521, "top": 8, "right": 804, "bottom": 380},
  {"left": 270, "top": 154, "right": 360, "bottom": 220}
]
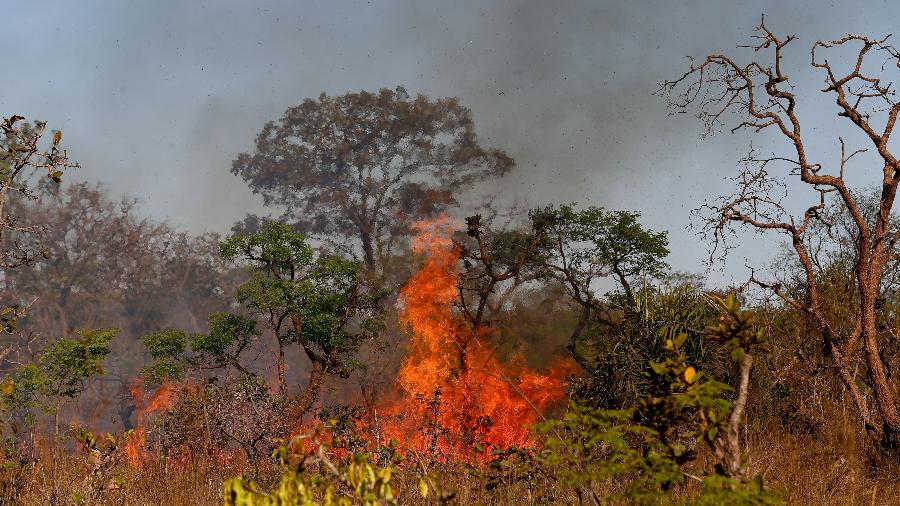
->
[
  {"left": 567, "top": 303, "right": 595, "bottom": 372},
  {"left": 277, "top": 340, "right": 287, "bottom": 396},
  {"left": 859, "top": 271, "right": 900, "bottom": 438},
  {"left": 714, "top": 353, "right": 753, "bottom": 478},
  {"left": 288, "top": 311, "right": 326, "bottom": 421},
  {"left": 289, "top": 359, "right": 325, "bottom": 421},
  {"left": 360, "top": 228, "right": 376, "bottom": 271}
]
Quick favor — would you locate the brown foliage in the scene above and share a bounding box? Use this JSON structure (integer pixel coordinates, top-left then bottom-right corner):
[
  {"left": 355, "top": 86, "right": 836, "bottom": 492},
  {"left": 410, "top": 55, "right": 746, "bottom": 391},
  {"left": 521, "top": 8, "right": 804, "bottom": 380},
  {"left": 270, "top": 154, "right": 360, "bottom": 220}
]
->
[{"left": 231, "top": 87, "right": 514, "bottom": 270}]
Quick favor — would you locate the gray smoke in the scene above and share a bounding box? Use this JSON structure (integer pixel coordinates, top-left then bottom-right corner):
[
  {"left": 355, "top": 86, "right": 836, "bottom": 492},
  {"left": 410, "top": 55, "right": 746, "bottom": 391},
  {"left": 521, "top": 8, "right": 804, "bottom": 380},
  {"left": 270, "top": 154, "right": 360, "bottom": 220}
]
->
[{"left": 0, "top": 0, "right": 891, "bottom": 281}]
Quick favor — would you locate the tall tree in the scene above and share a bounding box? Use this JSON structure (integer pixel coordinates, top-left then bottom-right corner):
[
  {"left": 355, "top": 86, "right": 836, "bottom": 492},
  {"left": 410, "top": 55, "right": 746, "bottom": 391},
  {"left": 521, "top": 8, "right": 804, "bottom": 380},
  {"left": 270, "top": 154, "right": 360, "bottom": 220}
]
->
[
  {"left": 662, "top": 18, "right": 900, "bottom": 445},
  {"left": 0, "top": 182, "right": 239, "bottom": 431},
  {"left": 231, "top": 87, "right": 514, "bottom": 270}
]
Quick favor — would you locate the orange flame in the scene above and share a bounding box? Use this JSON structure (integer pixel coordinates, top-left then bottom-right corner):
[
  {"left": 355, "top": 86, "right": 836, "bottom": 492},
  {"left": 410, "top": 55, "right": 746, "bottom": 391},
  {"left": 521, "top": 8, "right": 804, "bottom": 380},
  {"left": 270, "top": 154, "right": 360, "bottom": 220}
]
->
[
  {"left": 125, "top": 379, "right": 179, "bottom": 468},
  {"left": 382, "top": 217, "right": 575, "bottom": 461}
]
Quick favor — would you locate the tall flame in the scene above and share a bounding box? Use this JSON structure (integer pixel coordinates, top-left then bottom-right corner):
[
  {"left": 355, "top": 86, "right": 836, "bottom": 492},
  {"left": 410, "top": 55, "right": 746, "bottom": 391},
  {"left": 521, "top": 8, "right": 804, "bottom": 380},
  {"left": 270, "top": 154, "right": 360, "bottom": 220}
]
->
[{"left": 382, "top": 217, "right": 575, "bottom": 461}]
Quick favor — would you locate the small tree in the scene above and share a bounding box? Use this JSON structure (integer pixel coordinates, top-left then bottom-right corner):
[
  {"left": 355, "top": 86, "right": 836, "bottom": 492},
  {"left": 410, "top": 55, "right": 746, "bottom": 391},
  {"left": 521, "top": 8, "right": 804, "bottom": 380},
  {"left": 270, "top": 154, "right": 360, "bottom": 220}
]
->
[
  {"left": 455, "top": 213, "right": 546, "bottom": 330},
  {"left": 231, "top": 87, "right": 514, "bottom": 270},
  {"left": 541, "top": 296, "right": 775, "bottom": 505},
  {"left": 143, "top": 222, "right": 388, "bottom": 420},
  {"left": 1, "top": 328, "right": 116, "bottom": 436},
  {"left": 529, "top": 204, "right": 670, "bottom": 369},
  {"left": 570, "top": 284, "right": 722, "bottom": 411}
]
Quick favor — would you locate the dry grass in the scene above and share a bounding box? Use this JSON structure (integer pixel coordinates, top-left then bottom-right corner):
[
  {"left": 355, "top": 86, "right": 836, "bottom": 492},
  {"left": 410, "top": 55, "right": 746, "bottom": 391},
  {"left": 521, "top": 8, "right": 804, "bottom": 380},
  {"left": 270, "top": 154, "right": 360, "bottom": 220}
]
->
[
  {"left": 4, "top": 413, "right": 900, "bottom": 505},
  {"left": 0, "top": 447, "right": 569, "bottom": 505},
  {"left": 745, "top": 414, "right": 900, "bottom": 506},
  {"left": 0, "top": 451, "right": 235, "bottom": 505}
]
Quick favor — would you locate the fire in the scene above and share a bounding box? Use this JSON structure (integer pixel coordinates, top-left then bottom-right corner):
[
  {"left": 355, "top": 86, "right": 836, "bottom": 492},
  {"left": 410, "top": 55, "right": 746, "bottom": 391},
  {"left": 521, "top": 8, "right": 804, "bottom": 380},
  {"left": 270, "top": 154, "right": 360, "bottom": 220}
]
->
[
  {"left": 125, "top": 379, "right": 179, "bottom": 468},
  {"left": 382, "top": 217, "right": 575, "bottom": 461}
]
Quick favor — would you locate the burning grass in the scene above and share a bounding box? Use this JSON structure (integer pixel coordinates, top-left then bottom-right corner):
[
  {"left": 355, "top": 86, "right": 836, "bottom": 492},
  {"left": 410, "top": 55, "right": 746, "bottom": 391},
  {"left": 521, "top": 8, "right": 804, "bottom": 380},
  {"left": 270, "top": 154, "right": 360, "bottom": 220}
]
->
[
  {"left": 125, "top": 380, "right": 182, "bottom": 468},
  {"left": 4, "top": 420, "right": 900, "bottom": 505}
]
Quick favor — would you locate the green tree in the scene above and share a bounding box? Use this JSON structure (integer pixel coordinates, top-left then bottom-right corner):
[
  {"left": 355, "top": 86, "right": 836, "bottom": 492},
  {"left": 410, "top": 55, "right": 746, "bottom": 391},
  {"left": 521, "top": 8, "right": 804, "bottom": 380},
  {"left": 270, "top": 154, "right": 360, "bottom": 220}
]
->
[
  {"left": 541, "top": 297, "right": 777, "bottom": 504},
  {"left": 143, "top": 222, "right": 388, "bottom": 420},
  {"left": 455, "top": 213, "right": 547, "bottom": 331},
  {"left": 1, "top": 328, "right": 116, "bottom": 436},
  {"left": 570, "top": 284, "right": 722, "bottom": 410},
  {"left": 529, "top": 204, "right": 670, "bottom": 369},
  {"left": 231, "top": 87, "right": 514, "bottom": 270}
]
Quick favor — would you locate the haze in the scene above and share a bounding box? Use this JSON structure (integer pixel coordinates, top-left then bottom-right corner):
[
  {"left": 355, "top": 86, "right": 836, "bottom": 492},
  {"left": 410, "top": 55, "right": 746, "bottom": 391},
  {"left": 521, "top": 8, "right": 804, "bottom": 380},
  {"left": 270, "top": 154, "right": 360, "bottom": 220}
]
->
[{"left": 3, "top": 0, "right": 895, "bottom": 281}]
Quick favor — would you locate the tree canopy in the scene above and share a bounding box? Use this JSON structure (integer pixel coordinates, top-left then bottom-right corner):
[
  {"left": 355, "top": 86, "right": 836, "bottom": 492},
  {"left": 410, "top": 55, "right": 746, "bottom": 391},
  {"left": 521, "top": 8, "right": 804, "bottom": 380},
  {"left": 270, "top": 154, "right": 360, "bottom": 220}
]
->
[
  {"left": 232, "top": 87, "right": 514, "bottom": 270},
  {"left": 143, "top": 221, "right": 388, "bottom": 419}
]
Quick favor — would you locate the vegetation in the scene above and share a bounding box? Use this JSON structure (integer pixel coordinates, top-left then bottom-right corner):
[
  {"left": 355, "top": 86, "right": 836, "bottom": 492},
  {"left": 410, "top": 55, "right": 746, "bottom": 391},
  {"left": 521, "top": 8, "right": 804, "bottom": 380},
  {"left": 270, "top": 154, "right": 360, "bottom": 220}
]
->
[
  {"left": 231, "top": 87, "right": 514, "bottom": 270},
  {"left": 661, "top": 17, "right": 900, "bottom": 448},
  {"left": 5, "top": 16, "right": 900, "bottom": 506},
  {"left": 0, "top": 116, "right": 78, "bottom": 336}
]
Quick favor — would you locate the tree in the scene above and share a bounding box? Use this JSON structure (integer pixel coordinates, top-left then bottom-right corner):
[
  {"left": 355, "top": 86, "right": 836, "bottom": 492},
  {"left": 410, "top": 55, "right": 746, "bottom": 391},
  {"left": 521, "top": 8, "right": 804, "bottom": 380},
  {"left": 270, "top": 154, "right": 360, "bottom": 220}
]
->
[
  {"left": 231, "top": 87, "right": 514, "bottom": 270},
  {"left": 529, "top": 204, "right": 670, "bottom": 369},
  {"left": 569, "top": 284, "right": 722, "bottom": 411},
  {"left": 0, "top": 182, "right": 244, "bottom": 433},
  {"left": 0, "top": 115, "right": 78, "bottom": 335},
  {"left": 0, "top": 183, "right": 238, "bottom": 394},
  {"left": 3, "top": 183, "right": 179, "bottom": 340},
  {"left": 541, "top": 297, "right": 776, "bottom": 505},
  {"left": 144, "top": 222, "right": 388, "bottom": 420},
  {"left": 661, "top": 18, "right": 900, "bottom": 445},
  {"left": 2, "top": 328, "right": 116, "bottom": 436},
  {"left": 455, "top": 213, "right": 546, "bottom": 331}
]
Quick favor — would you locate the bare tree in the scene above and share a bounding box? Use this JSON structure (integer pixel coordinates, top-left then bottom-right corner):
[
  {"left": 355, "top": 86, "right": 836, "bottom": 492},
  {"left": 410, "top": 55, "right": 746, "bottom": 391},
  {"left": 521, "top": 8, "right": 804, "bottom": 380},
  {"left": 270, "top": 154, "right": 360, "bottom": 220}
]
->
[
  {"left": 453, "top": 213, "right": 545, "bottom": 373},
  {"left": 3, "top": 182, "right": 238, "bottom": 342},
  {"left": 0, "top": 115, "right": 78, "bottom": 336},
  {"left": 661, "top": 17, "right": 900, "bottom": 444}
]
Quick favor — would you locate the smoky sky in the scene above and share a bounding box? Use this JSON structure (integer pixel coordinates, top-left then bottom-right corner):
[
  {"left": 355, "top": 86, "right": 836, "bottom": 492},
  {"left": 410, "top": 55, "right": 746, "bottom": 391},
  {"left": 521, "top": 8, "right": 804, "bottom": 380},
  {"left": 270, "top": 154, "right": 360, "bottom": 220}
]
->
[{"left": 2, "top": 0, "right": 897, "bottom": 282}]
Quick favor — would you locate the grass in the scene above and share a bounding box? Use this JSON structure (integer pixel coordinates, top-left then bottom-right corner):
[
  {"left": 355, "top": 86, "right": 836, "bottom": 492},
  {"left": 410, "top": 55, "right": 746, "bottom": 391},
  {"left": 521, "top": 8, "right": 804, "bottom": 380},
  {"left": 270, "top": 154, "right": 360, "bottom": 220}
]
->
[{"left": 0, "top": 419, "right": 898, "bottom": 505}]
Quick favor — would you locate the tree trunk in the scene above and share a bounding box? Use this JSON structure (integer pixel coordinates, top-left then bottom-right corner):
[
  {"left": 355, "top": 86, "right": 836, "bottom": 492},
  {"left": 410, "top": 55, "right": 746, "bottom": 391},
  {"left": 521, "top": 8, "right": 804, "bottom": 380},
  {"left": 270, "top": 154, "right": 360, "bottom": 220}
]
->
[
  {"left": 277, "top": 340, "right": 287, "bottom": 396},
  {"left": 289, "top": 360, "right": 325, "bottom": 421},
  {"left": 288, "top": 311, "right": 325, "bottom": 421},
  {"left": 830, "top": 339, "right": 880, "bottom": 441},
  {"left": 360, "top": 228, "right": 376, "bottom": 271},
  {"left": 54, "top": 402, "right": 61, "bottom": 438},
  {"left": 567, "top": 303, "right": 594, "bottom": 372},
  {"left": 714, "top": 353, "right": 753, "bottom": 478},
  {"left": 859, "top": 277, "right": 900, "bottom": 441}
]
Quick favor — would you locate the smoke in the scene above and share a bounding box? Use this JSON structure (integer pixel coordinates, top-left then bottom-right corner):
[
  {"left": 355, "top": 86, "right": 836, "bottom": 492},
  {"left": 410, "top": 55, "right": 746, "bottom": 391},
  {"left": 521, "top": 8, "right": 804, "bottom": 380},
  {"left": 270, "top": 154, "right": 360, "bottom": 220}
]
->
[{"left": 0, "top": 0, "right": 891, "bottom": 278}]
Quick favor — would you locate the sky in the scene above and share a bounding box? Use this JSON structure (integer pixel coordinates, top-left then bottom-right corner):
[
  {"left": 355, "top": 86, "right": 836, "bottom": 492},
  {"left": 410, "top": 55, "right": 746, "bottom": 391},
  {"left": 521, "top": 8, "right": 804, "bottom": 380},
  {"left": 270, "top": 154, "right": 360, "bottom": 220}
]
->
[{"left": 2, "top": 0, "right": 897, "bottom": 284}]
